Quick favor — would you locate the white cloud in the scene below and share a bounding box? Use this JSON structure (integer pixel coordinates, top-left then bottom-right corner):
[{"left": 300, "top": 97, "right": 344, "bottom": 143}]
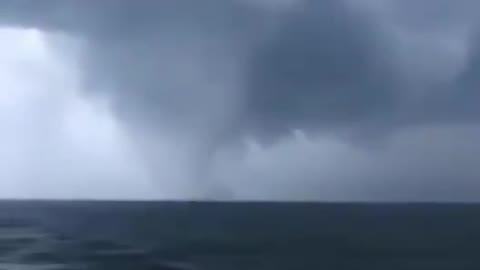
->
[{"left": 0, "top": 27, "right": 157, "bottom": 199}]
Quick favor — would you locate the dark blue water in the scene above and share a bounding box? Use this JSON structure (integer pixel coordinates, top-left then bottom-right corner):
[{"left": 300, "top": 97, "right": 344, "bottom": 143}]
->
[{"left": 0, "top": 201, "right": 479, "bottom": 269}]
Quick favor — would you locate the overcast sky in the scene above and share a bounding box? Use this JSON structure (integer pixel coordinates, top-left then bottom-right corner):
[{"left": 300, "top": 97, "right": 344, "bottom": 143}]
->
[{"left": 0, "top": 0, "right": 479, "bottom": 201}]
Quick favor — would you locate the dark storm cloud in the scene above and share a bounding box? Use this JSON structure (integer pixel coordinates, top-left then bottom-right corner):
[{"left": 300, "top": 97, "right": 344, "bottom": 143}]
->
[
  {"left": 1, "top": 0, "right": 480, "bottom": 200},
  {"left": 1, "top": 0, "right": 479, "bottom": 141},
  {"left": 372, "top": 0, "right": 480, "bottom": 123},
  {"left": 245, "top": 0, "right": 400, "bottom": 139},
  {"left": 247, "top": 0, "right": 480, "bottom": 140}
]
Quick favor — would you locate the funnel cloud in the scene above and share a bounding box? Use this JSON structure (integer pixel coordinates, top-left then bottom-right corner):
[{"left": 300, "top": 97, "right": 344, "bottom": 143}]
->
[{"left": 0, "top": 0, "right": 479, "bottom": 200}]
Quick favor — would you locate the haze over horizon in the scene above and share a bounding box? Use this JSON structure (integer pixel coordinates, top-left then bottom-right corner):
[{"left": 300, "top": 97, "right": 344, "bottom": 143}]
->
[{"left": 0, "top": 0, "right": 479, "bottom": 201}]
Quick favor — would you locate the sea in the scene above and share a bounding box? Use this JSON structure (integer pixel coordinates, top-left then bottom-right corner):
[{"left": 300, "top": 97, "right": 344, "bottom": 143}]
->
[{"left": 0, "top": 201, "right": 479, "bottom": 269}]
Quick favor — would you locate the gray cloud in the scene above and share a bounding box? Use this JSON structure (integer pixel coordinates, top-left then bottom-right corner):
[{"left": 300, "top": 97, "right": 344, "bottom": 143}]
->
[
  {"left": 246, "top": 0, "right": 400, "bottom": 137},
  {"left": 2, "top": 0, "right": 479, "bottom": 137},
  {"left": 215, "top": 125, "right": 480, "bottom": 201},
  {"left": 247, "top": 0, "right": 480, "bottom": 140},
  {"left": 0, "top": 0, "right": 480, "bottom": 200}
]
